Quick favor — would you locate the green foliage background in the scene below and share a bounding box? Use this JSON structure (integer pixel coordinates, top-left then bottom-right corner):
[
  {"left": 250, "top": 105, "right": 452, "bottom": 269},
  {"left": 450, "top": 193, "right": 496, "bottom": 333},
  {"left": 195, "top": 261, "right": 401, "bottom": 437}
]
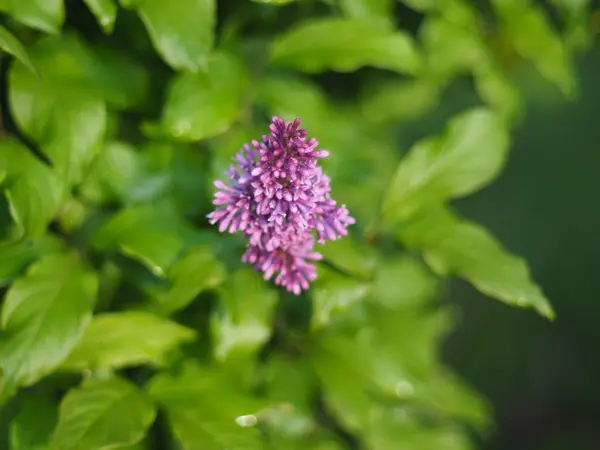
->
[{"left": 0, "top": 0, "right": 593, "bottom": 449}]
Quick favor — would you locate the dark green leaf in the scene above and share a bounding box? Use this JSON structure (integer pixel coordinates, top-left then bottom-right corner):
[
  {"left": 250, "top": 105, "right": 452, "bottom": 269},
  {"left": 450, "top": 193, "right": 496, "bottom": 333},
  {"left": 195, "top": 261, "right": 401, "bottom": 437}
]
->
[
  {"left": 147, "top": 363, "right": 265, "bottom": 450},
  {"left": 0, "top": 24, "right": 37, "bottom": 74},
  {"left": 93, "top": 202, "right": 187, "bottom": 276},
  {"left": 0, "top": 253, "right": 97, "bottom": 400},
  {"left": 80, "top": 141, "right": 142, "bottom": 205},
  {"left": 10, "top": 393, "right": 57, "bottom": 450},
  {"left": 211, "top": 269, "right": 278, "bottom": 362},
  {"left": 132, "top": 0, "right": 215, "bottom": 72},
  {"left": 61, "top": 311, "right": 197, "bottom": 371},
  {"left": 271, "top": 18, "right": 420, "bottom": 74},
  {"left": 399, "top": 207, "right": 555, "bottom": 319},
  {"left": 155, "top": 52, "right": 248, "bottom": 141},
  {"left": 154, "top": 245, "right": 226, "bottom": 314},
  {"left": 381, "top": 108, "right": 509, "bottom": 224},
  {"left": 51, "top": 377, "right": 156, "bottom": 450},
  {"left": 0, "top": 139, "right": 62, "bottom": 240},
  {"left": 84, "top": 0, "right": 117, "bottom": 34},
  {"left": 492, "top": 0, "right": 575, "bottom": 96}
]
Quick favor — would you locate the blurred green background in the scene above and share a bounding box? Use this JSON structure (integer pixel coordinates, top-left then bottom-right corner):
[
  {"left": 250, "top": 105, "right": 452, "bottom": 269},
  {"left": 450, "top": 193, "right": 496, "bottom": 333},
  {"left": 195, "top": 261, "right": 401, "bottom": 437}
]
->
[{"left": 0, "top": 0, "right": 597, "bottom": 449}]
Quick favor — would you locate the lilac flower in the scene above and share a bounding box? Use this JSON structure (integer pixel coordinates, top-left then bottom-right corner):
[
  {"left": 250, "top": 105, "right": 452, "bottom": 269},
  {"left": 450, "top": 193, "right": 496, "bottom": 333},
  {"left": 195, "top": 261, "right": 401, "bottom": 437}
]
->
[{"left": 208, "top": 116, "right": 355, "bottom": 293}]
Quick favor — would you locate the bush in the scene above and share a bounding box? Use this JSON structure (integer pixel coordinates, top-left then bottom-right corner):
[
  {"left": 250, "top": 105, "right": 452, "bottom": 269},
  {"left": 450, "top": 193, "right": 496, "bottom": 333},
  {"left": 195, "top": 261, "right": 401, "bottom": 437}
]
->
[{"left": 0, "top": 0, "right": 589, "bottom": 449}]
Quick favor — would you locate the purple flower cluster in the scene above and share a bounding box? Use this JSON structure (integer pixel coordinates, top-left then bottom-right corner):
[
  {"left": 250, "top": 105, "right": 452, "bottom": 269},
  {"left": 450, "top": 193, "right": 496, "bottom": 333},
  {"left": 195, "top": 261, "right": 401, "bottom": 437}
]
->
[{"left": 208, "top": 117, "right": 355, "bottom": 294}]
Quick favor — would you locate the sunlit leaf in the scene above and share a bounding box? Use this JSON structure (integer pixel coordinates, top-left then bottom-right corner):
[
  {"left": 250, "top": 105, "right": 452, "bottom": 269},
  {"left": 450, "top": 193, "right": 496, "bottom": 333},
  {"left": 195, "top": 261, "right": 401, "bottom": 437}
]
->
[
  {"left": 399, "top": 207, "right": 555, "bottom": 319},
  {"left": 271, "top": 18, "right": 420, "bottom": 74},
  {"left": 61, "top": 311, "right": 197, "bottom": 371},
  {"left": 0, "top": 24, "right": 37, "bottom": 74},
  {"left": 84, "top": 0, "right": 117, "bottom": 33},
  {"left": 339, "top": 0, "right": 393, "bottom": 28},
  {"left": 51, "top": 377, "right": 156, "bottom": 450},
  {"left": 155, "top": 52, "right": 248, "bottom": 141},
  {"left": 211, "top": 269, "right": 278, "bottom": 362},
  {"left": 129, "top": 0, "right": 215, "bottom": 72},
  {"left": 0, "top": 254, "right": 97, "bottom": 401},
  {"left": 0, "top": 0, "right": 64, "bottom": 34},
  {"left": 382, "top": 108, "right": 509, "bottom": 224},
  {"left": 147, "top": 363, "right": 266, "bottom": 450},
  {"left": 0, "top": 139, "right": 62, "bottom": 241}
]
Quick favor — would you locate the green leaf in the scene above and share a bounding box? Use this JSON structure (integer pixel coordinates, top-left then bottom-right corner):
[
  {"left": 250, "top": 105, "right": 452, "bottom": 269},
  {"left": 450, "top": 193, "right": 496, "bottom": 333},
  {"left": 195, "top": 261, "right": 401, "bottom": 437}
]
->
[
  {"left": 372, "top": 256, "right": 438, "bottom": 309},
  {"left": 312, "top": 270, "right": 371, "bottom": 330},
  {"left": 61, "top": 311, "right": 197, "bottom": 371},
  {"left": 338, "top": 0, "right": 393, "bottom": 28},
  {"left": 0, "top": 24, "right": 37, "bottom": 74},
  {"left": 381, "top": 108, "right": 510, "bottom": 224},
  {"left": 155, "top": 52, "right": 248, "bottom": 141},
  {"left": 80, "top": 141, "right": 142, "bottom": 205},
  {"left": 154, "top": 245, "right": 226, "bottom": 314},
  {"left": 211, "top": 269, "right": 278, "bottom": 362},
  {"left": 84, "top": 0, "right": 117, "bottom": 34},
  {"left": 474, "top": 66, "right": 522, "bottom": 124},
  {"left": 8, "top": 36, "right": 107, "bottom": 186},
  {"left": 51, "top": 377, "right": 156, "bottom": 450},
  {"left": 491, "top": 0, "right": 575, "bottom": 96},
  {"left": 93, "top": 202, "right": 187, "bottom": 276},
  {"left": 132, "top": 0, "right": 215, "bottom": 72},
  {"left": 10, "top": 393, "right": 57, "bottom": 450},
  {"left": 0, "top": 235, "right": 63, "bottom": 287},
  {"left": 0, "top": 253, "right": 97, "bottom": 400},
  {"left": 271, "top": 18, "right": 420, "bottom": 74},
  {"left": 360, "top": 78, "right": 440, "bottom": 124},
  {"left": 0, "top": 0, "right": 64, "bottom": 34},
  {"left": 0, "top": 139, "right": 62, "bottom": 241},
  {"left": 147, "top": 363, "right": 266, "bottom": 450},
  {"left": 399, "top": 207, "right": 555, "bottom": 319},
  {"left": 316, "top": 238, "right": 377, "bottom": 279}
]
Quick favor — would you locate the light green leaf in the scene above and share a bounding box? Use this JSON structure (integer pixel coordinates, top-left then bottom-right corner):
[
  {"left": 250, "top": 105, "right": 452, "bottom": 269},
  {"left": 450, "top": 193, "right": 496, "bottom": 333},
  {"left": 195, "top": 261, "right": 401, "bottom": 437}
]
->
[
  {"left": 51, "top": 377, "right": 156, "bottom": 450},
  {"left": 338, "top": 0, "right": 393, "bottom": 28},
  {"left": 154, "top": 245, "right": 226, "bottom": 314},
  {"left": 211, "top": 269, "right": 278, "bottom": 362},
  {"left": 8, "top": 36, "right": 108, "bottom": 186},
  {"left": 492, "top": 0, "right": 575, "bottom": 96},
  {"left": 316, "top": 237, "right": 377, "bottom": 278},
  {"left": 147, "top": 363, "right": 265, "bottom": 450},
  {"left": 61, "top": 311, "right": 197, "bottom": 371},
  {"left": 381, "top": 108, "right": 509, "bottom": 224},
  {"left": 0, "top": 235, "right": 63, "bottom": 287},
  {"left": 84, "top": 0, "right": 117, "bottom": 33},
  {"left": 372, "top": 256, "right": 438, "bottom": 309},
  {"left": 271, "top": 18, "right": 420, "bottom": 74},
  {"left": 93, "top": 202, "right": 186, "bottom": 276},
  {"left": 0, "top": 254, "right": 97, "bottom": 400},
  {"left": 312, "top": 270, "right": 371, "bottom": 330},
  {"left": 399, "top": 207, "right": 555, "bottom": 319},
  {"left": 0, "top": 0, "right": 64, "bottom": 34},
  {"left": 0, "top": 139, "right": 62, "bottom": 240},
  {"left": 474, "top": 66, "right": 522, "bottom": 124},
  {"left": 0, "top": 24, "right": 37, "bottom": 74},
  {"left": 132, "top": 0, "right": 215, "bottom": 72},
  {"left": 156, "top": 52, "right": 248, "bottom": 141},
  {"left": 10, "top": 393, "right": 57, "bottom": 450}
]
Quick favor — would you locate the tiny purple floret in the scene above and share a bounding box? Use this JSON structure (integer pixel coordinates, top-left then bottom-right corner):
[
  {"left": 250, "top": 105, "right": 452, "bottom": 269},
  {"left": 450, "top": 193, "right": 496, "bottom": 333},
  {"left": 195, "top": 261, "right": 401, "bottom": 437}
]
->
[{"left": 208, "top": 117, "right": 355, "bottom": 294}]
